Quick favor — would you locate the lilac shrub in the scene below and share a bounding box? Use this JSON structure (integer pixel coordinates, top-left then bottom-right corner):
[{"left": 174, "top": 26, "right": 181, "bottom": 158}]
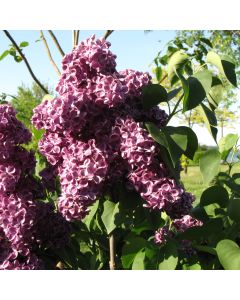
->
[
  {"left": 32, "top": 35, "right": 195, "bottom": 228},
  {"left": 0, "top": 105, "right": 70, "bottom": 270}
]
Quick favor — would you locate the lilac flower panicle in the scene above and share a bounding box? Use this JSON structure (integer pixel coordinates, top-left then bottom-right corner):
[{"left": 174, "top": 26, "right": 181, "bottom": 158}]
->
[
  {"left": 32, "top": 35, "right": 195, "bottom": 228},
  {"left": 154, "top": 226, "right": 171, "bottom": 246},
  {"left": 173, "top": 215, "right": 203, "bottom": 232},
  {"left": 0, "top": 104, "right": 70, "bottom": 270}
]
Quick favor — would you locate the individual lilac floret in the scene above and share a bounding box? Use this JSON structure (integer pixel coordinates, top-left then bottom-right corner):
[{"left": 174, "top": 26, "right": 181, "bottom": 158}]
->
[{"left": 58, "top": 139, "right": 108, "bottom": 221}]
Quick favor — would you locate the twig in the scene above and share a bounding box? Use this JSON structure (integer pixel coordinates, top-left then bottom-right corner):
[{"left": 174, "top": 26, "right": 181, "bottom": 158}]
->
[
  {"left": 72, "top": 30, "right": 75, "bottom": 48},
  {"left": 48, "top": 30, "right": 65, "bottom": 57},
  {"left": 109, "top": 233, "right": 115, "bottom": 270},
  {"left": 75, "top": 30, "right": 80, "bottom": 46},
  {"left": 159, "top": 74, "right": 167, "bottom": 84},
  {"left": 103, "top": 30, "right": 114, "bottom": 40},
  {"left": 40, "top": 30, "right": 61, "bottom": 76},
  {"left": 3, "top": 30, "right": 49, "bottom": 94},
  {"left": 167, "top": 93, "right": 184, "bottom": 123}
]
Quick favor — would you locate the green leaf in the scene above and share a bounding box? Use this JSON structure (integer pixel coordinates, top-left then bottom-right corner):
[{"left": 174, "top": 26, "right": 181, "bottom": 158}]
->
[
  {"left": 155, "top": 66, "right": 162, "bottom": 82},
  {"left": 142, "top": 84, "right": 168, "bottom": 110},
  {"left": 158, "top": 240, "right": 178, "bottom": 270},
  {"left": 200, "top": 186, "right": 229, "bottom": 207},
  {"left": 216, "top": 239, "right": 240, "bottom": 270},
  {"left": 101, "top": 200, "right": 119, "bottom": 234},
  {"left": 228, "top": 198, "right": 240, "bottom": 223},
  {"left": 181, "top": 218, "right": 223, "bottom": 241},
  {"left": 32, "top": 127, "right": 45, "bottom": 142},
  {"left": 14, "top": 56, "right": 22, "bottom": 63},
  {"left": 0, "top": 50, "right": 9, "bottom": 61},
  {"left": 183, "top": 263, "right": 201, "bottom": 270},
  {"left": 198, "top": 103, "right": 218, "bottom": 142},
  {"left": 162, "top": 126, "right": 198, "bottom": 160},
  {"left": 199, "top": 149, "right": 221, "bottom": 184},
  {"left": 206, "top": 51, "right": 237, "bottom": 87},
  {"left": 190, "top": 205, "right": 209, "bottom": 222},
  {"left": 9, "top": 47, "right": 16, "bottom": 56},
  {"left": 121, "top": 237, "right": 147, "bottom": 269},
  {"left": 183, "top": 70, "right": 212, "bottom": 112},
  {"left": 145, "top": 122, "right": 169, "bottom": 149},
  {"left": 200, "top": 37, "right": 213, "bottom": 48},
  {"left": 207, "top": 77, "right": 223, "bottom": 109},
  {"left": 167, "top": 50, "right": 188, "bottom": 83},
  {"left": 132, "top": 249, "right": 145, "bottom": 270},
  {"left": 20, "top": 41, "right": 29, "bottom": 47},
  {"left": 219, "top": 133, "right": 238, "bottom": 160},
  {"left": 83, "top": 200, "right": 99, "bottom": 230}
]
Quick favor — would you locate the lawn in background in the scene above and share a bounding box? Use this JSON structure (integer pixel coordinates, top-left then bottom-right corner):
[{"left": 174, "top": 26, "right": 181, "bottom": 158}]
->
[{"left": 180, "top": 164, "right": 240, "bottom": 205}]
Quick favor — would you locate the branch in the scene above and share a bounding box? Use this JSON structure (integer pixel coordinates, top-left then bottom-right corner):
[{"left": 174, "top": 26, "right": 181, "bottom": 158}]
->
[
  {"left": 40, "top": 31, "right": 61, "bottom": 76},
  {"left": 75, "top": 30, "right": 80, "bottom": 46},
  {"left": 109, "top": 233, "right": 116, "bottom": 270},
  {"left": 72, "top": 30, "right": 75, "bottom": 48},
  {"left": 48, "top": 30, "right": 65, "bottom": 57},
  {"left": 167, "top": 93, "right": 184, "bottom": 123},
  {"left": 3, "top": 30, "right": 49, "bottom": 94},
  {"left": 103, "top": 30, "right": 114, "bottom": 40}
]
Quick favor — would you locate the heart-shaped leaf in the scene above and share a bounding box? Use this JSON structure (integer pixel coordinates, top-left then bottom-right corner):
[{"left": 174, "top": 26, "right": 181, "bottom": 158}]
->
[
  {"left": 142, "top": 84, "right": 168, "bottom": 110},
  {"left": 101, "top": 200, "right": 119, "bottom": 234},
  {"left": 167, "top": 50, "right": 188, "bottom": 84},
  {"left": 216, "top": 239, "right": 240, "bottom": 270},
  {"left": 228, "top": 198, "right": 240, "bottom": 223},
  {"left": 219, "top": 133, "right": 238, "bottom": 160},
  {"left": 132, "top": 249, "right": 145, "bottom": 270},
  {"left": 200, "top": 186, "right": 229, "bottom": 207},
  {"left": 183, "top": 70, "right": 212, "bottom": 112},
  {"left": 199, "top": 149, "right": 221, "bottom": 184},
  {"left": 158, "top": 240, "right": 178, "bottom": 270},
  {"left": 121, "top": 237, "right": 147, "bottom": 269},
  {"left": 207, "top": 77, "right": 223, "bottom": 109},
  {"left": 162, "top": 126, "right": 198, "bottom": 160},
  {"left": 198, "top": 103, "right": 218, "bottom": 142},
  {"left": 206, "top": 51, "right": 237, "bottom": 87}
]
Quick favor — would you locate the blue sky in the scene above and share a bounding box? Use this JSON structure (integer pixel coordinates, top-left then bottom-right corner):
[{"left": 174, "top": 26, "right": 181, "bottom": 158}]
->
[
  {"left": 0, "top": 30, "right": 239, "bottom": 146},
  {"left": 0, "top": 30, "right": 176, "bottom": 95}
]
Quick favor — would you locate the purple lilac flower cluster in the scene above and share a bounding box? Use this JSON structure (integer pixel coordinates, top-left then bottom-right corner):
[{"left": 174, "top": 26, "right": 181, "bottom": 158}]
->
[
  {"left": 0, "top": 105, "right": 70, "bottom": 270},
  {"left": 154, "top": 215, "right": 203, "bottom": 255},
  {"left": 32, "top": 35, "right": 194, "bottom": 223}
]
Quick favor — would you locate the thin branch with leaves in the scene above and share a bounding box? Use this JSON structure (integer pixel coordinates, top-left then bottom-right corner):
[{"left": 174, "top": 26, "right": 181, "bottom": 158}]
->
[{"left": 3, "top": 30, "right": 49, "bottom": 94}]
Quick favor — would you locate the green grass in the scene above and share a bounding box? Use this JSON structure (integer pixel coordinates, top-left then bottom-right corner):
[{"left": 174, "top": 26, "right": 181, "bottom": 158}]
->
[{"left": 180, "top": 164, "right": 240, "bottom": 205}]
